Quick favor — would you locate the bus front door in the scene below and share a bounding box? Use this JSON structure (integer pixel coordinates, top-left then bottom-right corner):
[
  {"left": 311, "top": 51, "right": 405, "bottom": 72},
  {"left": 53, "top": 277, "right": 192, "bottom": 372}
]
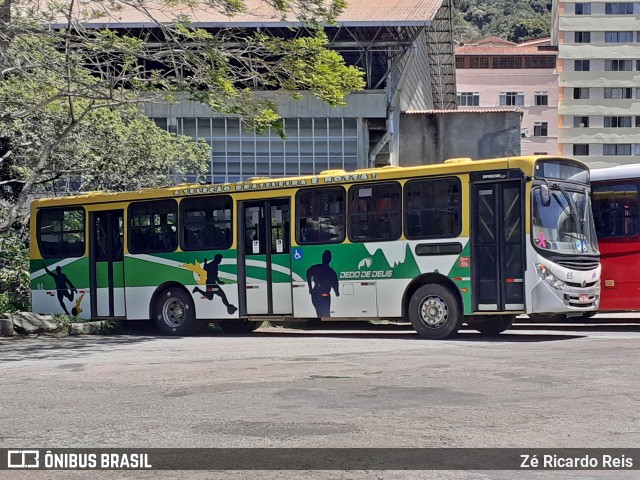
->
[
  {"left": 240, "top": 199, "right": 292, "bottom": 316},
  {"left": 471, "top": 176, "right": 525, "bottom": 312},
  {"left": 89, "top": 209, "right": 126, "bottom": 318}
]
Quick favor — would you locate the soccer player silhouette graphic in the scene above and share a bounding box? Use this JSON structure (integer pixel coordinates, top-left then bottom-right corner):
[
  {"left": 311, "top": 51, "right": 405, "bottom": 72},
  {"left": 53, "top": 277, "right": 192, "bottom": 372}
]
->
[
  {"left": 192, "top": 254, "right": 237, "bottom": 314},
  {"left": 306, "top": 250, "right": 340, "bottom": 317},
  {"left": 43, "top": 263, "right": 78, "bottom": 315}
]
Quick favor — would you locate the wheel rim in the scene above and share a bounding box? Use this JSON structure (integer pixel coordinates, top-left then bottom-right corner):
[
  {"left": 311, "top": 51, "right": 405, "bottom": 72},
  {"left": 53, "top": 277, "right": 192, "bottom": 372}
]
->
[
  {"left": 162, "top": 297, "right": 186, "bottom": 327},
  {"left": 418, "top": 295, "right": 449, "bottom": 329}
]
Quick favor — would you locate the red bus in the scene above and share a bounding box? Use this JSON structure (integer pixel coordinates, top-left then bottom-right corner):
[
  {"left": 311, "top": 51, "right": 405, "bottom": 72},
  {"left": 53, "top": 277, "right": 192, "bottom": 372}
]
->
[{"left": 591, "top": 164, "right": 640, "bottom": 311}]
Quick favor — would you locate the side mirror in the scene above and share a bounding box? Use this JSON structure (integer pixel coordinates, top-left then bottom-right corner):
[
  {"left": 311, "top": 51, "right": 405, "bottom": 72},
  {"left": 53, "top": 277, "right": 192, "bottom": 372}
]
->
[{"left": 540, "top": 184, "right": 551, "bottom": 207}]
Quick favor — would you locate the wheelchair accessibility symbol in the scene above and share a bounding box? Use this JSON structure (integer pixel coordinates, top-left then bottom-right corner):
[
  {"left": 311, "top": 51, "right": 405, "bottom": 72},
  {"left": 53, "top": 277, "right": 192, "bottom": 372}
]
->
[{"left": 293, "top": 248, "right": 303, "bottom": 260}]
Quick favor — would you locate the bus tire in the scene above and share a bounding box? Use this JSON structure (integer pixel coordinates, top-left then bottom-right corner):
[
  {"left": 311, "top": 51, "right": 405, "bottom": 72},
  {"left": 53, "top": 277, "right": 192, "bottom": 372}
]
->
[
  {"left": 474, "top": 315, "right": 515, "bottom": 335},
  {"left": 216, "top": 320, "right": 263, "bottom": 334},
  {"left": 153, "top": 288, "right": 197, "bottom": 336},
  {"left": 408, "top": 284, "right": 462, "bottom": 339}
]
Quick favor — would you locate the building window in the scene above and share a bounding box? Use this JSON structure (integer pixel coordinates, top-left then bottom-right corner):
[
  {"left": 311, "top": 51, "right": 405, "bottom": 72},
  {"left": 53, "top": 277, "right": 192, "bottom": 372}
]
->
[
  {"left": 493, "top": 56, "right": 522, "bottom": 69},
  {"left": 604, "top": 116, "right": 632, "bottom": 128},
  {"left": 573, "top": 88, "right": 589, "bottom": 100},
  {"left": 534, "top": 92, "right": 549, "bottom": 106},
  {"left": 636, "top": 116, "right": 640, "bottom": 127},
  {"left": 202, "top": 117, "right": 359, "bottom": 183},
  {"left": 604, "top": 87, "right": 633, "bottom": 99},
  {"left": 524, "top": 56, "right": 556, "bottom": 68},
  {"left": 469, "top": 57, "right": 489, "bottom": 68},
  {"left": 574, "top": 60, "right": 590, "bottom": 71},
  {"left": 605, "top": 59, "right": 633, "bottom": 71},
  {"left": 348, "top": 182, "right": 402, "bottom": 242},
  {"left": 573, "top": 116, "right": 589, "bottom": 127},
  {"left": 457, "top": 92, "right": 480, "bottom": 107},
  {"left": 573, "top": 144, "right": 590, "bottom": 156},
  {"left": 575, "top": 32, "right": 591, "bottom": 43},
  {"left": 499, "top": 92, "right": 524, "bottom": 106},
  {"left": 605, "top": 3, "right": 634, "bottom": 14},
  {"left": 575, "top": 3, "right": 591, "bottom": 14},
  {"left": 604, "top": 144, "right": 632, "bottom": 155},
  {"left": 533, "top": 122, "right": 548, "bottom": 137},
  {"left": 455, "top": 56, "right": 465, "bottom": 69},
  {"left": 605, "top": 31, "right": 634, "bottom": 43}
]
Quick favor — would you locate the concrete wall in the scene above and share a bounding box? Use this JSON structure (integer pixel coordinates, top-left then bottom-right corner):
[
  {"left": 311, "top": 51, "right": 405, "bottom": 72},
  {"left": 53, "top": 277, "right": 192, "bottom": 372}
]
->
[
  {"left": 398, "top": 111, "right": 522, "bottom": 166},
  {"left": 143, "top": 90, "right": 388, "bottom": 120}
]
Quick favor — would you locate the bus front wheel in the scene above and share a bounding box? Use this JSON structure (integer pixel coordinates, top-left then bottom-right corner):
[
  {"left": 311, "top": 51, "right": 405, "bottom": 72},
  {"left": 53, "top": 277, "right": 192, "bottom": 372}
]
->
[
  {"left": 474, "top": 315, "right": 515, "bottom": 335},
  {"left": 216, "top": 320, "right": 263, "bottom": 334},
  {"left": 153, "top": 288, "right": 198, "bottom": 335},
  {"left": 408, "top": 284, "right": 462, "bottom": 339}
]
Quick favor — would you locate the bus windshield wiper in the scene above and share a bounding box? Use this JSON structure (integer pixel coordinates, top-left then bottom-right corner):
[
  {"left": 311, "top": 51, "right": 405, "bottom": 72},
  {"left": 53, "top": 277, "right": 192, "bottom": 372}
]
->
[{"left": 553, "top": 182, "right": 585, "bottom": 249}]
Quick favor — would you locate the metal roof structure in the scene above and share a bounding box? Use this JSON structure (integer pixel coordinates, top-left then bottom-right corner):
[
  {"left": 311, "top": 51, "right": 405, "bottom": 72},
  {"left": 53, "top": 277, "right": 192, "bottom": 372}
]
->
[{"left": 53, "top": 0, "right": 443, "bottom": 28}]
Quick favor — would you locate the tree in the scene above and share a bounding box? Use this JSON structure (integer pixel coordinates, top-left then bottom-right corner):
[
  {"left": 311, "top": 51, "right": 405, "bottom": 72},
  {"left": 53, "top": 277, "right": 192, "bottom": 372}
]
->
[
  {"left": 453, "top": 0, "right": 551, "bottom": 42},
  {"left": 507, "top": 18, "right": 549, "bottom": 42},
  {"left": 0, "top": 0, "right": 365, "bottom": 232}
]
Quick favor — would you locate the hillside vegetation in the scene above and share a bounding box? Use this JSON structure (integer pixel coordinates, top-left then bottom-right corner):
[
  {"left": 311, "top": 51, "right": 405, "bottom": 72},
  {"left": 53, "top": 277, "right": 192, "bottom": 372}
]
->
[{"left": 454, "top": 0, "right": 552, "bottom": 43}]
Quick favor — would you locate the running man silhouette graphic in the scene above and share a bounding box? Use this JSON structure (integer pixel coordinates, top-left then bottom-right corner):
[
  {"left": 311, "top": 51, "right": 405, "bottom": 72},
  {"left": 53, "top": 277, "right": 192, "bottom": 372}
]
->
[
  {"left": 192, "top": 254, "right": 237, "bottom": 314},
  {"left": 306, "top": 250, "right": 340, "bottom": 317},
  {"left": 43, "top": 263, "right": 77, "bottom": 315}
]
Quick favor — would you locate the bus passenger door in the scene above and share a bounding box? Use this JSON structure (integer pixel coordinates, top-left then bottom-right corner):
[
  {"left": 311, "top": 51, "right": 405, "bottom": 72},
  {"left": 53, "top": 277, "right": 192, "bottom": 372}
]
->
[
  {"left": 471, "top": 176, "right": 525, "bottom": 312},
  {"left": 89, "top": 210, "right": 126, "bottom": 318},
  {"left": 240, "top": 199, "right": 292, "bottom": 316}
]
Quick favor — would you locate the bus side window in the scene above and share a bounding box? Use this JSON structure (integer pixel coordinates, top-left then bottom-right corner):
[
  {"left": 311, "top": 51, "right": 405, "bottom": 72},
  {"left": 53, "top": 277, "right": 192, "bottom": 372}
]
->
[
  {"left": 296, "top": 187, "right": 345, "bottom": 245},
  {"left": 180, "top": 195, "right": 232, "bottom": 251},
  {"left": 128, "top": 199, "right": 178, "bottom": 254},
  {"left": 37, "top": 207, "right": 86, "bottom": 259}
]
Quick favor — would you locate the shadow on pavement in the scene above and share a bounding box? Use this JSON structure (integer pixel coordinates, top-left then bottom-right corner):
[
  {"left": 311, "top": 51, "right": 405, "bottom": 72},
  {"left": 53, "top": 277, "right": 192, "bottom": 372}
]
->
[{"left": 0, "top": 335, "right": 159, "bottom": 363}]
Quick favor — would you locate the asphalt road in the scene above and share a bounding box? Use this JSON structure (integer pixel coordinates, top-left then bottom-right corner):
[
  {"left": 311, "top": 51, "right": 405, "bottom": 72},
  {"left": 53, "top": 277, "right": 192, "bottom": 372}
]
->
[{"left": 1, "top": 316, "right": 640, "bottom": 479}]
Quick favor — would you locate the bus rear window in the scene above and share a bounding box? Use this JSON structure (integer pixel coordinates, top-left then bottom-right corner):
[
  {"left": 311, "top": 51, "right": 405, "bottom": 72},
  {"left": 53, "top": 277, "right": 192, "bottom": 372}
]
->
[
  {"left": 296, "top": 187, "right": 345, "bottom": 244},
  {"left": 592, "top": 183, "right": 639, "bottom": 237},
  {"left": 129, "top": 200, "right": 178, "bottom": 253},
  {"left": 37, "top": 207, "right": 85, "bottom": 258}
]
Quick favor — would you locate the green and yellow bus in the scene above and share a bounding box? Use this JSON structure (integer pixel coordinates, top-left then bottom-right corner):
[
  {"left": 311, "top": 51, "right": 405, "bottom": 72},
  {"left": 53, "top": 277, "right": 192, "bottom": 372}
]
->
[{"left": 30, "top": 155, "right": 601, "bottom": 339}]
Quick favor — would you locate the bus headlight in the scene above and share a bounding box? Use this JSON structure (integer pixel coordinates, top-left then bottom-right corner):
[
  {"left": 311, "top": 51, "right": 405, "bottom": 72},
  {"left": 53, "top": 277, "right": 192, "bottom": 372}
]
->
[{"left": 535, "top": 263, "right": 567, "bottom": 291}]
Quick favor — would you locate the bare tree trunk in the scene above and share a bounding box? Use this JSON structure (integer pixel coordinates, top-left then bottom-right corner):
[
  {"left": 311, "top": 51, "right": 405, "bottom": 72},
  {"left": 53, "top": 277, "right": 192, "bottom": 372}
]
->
[{"left": 0, "top": 0, "right": 12, "bottom": 52}]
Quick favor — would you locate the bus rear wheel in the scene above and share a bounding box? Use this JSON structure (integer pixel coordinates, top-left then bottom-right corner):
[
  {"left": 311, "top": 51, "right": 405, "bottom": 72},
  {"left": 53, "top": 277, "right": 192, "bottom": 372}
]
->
[
  {"left": 153, "top": 288, "right": 198, "bottom": 336},
  {"left": 408, "top": 284, "right": 462, "bottom": 339},
  {"left": 474, "top": 315, "right": 515, "bottom": 335},
  {"left": 216, "top": 320, "right": 263, "bottom": 334}
]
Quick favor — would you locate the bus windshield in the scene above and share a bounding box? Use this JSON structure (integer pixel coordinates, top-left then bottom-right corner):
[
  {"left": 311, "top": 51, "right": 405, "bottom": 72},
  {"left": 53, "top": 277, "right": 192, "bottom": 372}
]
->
[{"left": 532, "top": 185, "right": 599, "bottom": 255}]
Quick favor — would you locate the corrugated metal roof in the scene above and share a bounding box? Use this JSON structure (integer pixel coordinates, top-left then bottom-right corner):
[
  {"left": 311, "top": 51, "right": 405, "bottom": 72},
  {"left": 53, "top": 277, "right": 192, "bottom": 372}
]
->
[
  {"left": 62, "top": 0, "right": 443, "bottom": 28},
  {"left": 456, "top": 36, "right": 555, "bottom": 55}
]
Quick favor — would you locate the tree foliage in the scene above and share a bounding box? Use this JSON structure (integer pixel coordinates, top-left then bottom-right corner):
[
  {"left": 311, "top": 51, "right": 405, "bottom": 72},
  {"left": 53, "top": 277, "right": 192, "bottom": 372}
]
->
[
  {"left": 0, "top": 0, "right": 365, "bottom": 233},
  {"left": 453, "top": 0, "right": 552, "bottom": 42}
]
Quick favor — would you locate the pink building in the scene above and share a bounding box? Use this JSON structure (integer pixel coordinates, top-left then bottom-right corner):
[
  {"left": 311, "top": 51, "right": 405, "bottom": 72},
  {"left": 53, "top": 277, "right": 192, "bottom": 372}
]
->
[{"left": 455, "top": 37, "right": 558, "bottom": 156}]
